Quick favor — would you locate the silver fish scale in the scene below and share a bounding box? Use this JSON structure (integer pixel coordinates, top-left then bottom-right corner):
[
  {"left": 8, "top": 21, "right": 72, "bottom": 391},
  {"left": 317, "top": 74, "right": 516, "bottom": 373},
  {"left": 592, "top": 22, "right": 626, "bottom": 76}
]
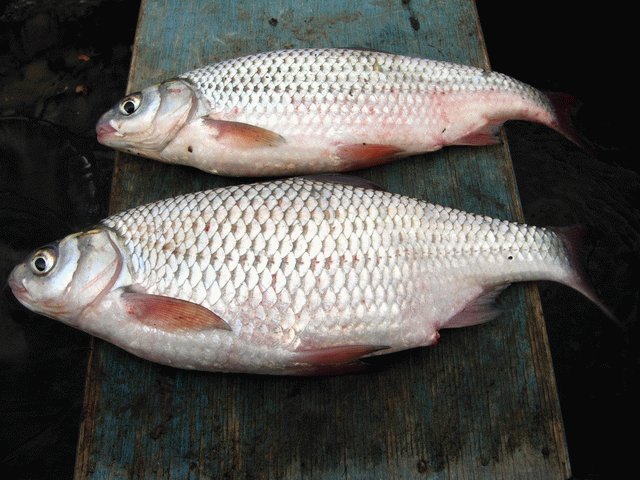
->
[
  {"left": 101, "top": 177, "right": 561, "bottom": 350},
  {"left": 179, "top": 48, "right": 550, "bottom": 133}
]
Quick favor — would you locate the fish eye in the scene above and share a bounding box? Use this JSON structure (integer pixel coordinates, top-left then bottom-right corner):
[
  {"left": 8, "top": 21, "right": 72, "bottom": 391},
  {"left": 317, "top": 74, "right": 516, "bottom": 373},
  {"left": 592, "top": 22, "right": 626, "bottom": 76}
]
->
[
  {"left": 118, "top": 93, "right": 142, "bottom": 115},
  {"left": 29, "top": 247, "right": 58, "bottom": 275}
]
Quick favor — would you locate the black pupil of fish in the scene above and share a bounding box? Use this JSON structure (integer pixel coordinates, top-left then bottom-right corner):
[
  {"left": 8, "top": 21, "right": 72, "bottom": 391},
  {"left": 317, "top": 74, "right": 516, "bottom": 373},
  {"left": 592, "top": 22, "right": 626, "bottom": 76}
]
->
[
  {"left": 34, "top": 256, "right": 47, "bottom": 272},
  {"left": 122, "top": 100, "right": 136, "bottom": 114}
]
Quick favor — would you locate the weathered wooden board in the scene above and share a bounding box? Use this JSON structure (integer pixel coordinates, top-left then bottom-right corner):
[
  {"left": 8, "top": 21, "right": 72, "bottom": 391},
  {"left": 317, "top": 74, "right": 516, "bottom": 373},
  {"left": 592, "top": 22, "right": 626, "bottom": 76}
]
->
[{"left": 75, "top": 0, "right": 570, "bottom": 478}]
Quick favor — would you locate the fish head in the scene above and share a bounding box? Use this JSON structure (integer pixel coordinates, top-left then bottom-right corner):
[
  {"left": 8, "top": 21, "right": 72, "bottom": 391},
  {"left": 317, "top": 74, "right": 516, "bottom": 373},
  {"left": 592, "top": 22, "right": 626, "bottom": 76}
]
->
[
  {"left": 8, "top": 229, "right": 124, "bottom": 327},
  {"left": 95, "top": 78, "right": 205, "bottom": 160}
]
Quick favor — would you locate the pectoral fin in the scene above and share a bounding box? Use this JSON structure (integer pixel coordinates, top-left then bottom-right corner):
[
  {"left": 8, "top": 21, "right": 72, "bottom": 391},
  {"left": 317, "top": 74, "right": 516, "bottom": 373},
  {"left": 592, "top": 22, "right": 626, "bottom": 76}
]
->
[
  {"left": 202, "top": 117, "right": 285, "bottom": 149},
  {"left": 121, "top": 290, "right": 231, "bottom": 332}
]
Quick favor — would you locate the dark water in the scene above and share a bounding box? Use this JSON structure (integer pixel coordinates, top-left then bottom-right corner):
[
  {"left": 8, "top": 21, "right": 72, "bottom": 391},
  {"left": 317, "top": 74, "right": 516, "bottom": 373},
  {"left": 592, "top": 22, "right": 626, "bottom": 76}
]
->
[
  {"left": 479, "top": 4, "right": 637, "bottom": 479},
  {"left": 0, "top": 1, "right": 636, "bottom": 479}
]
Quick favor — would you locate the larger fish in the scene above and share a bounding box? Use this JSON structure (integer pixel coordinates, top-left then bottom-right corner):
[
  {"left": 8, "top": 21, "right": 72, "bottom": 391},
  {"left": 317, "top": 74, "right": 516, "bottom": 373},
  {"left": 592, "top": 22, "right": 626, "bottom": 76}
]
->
[
  {"left": 96, "top": 48, "right": 587, "bottom": 177},
  {"left": 8, "top": 176, "right": 611, "bottom": 375}
]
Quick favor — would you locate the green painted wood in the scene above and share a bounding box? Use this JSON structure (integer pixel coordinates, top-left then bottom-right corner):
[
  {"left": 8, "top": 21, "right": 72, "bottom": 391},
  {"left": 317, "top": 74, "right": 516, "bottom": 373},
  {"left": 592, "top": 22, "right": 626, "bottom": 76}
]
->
[{"left": 75, "top": 1, "right": 570, "bottom": 478}]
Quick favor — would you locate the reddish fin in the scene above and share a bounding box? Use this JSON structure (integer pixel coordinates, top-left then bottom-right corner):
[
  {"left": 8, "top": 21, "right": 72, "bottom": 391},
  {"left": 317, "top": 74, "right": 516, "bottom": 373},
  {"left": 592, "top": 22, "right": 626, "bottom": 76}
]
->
[
  {"left": 289, "top": 344, "right": 389, "bottom": 376},
  {"left": 452, "top": 125, "right": 501, "bottom": 146},
  {"left": 294, "top": 344, "right": 389, "bottom": 363},
  {"left": 442, "top": 284, "right": 510, "bottom": 328},
  {"left": 202, "top": 118, "right": 285, "bottom": 149},
  {"left": 121, "top": 290, "right": 231, "bottom": 332},
  {"left": 553, "top": 226, "right": 619, "bottom": 324},
  {"left": 336, "top": 143, "right": 404, "bottom": 163},
  {"left": 545, "top": 92, "right": 597, "bottom": 155}
]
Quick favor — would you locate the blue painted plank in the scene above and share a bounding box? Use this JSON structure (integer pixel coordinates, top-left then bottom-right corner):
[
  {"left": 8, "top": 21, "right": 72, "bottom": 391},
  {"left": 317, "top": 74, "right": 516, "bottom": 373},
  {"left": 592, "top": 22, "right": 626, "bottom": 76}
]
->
[{"left": 75, "top": 1, "right": 570, "bottom": 478}]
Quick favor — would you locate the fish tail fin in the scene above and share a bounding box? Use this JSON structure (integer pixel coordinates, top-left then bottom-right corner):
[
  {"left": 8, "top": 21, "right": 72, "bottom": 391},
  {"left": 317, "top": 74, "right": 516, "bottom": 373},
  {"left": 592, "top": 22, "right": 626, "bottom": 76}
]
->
[
  {"left": 553, "top": 225, "right": 621, "bottom": 325},
  {"left": 545, "top": 92, "right": 598, "bottom": 156}
]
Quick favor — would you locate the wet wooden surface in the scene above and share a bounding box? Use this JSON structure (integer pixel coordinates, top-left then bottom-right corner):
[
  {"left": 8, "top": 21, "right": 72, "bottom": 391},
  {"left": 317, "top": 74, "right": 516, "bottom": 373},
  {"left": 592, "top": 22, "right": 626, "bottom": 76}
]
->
[{"left": 74, "top": 0, "right": 571, "bottom": 478}]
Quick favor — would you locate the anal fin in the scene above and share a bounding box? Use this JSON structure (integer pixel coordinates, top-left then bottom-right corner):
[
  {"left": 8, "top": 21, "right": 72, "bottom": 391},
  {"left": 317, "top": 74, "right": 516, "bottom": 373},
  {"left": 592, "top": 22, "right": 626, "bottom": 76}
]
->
[
  {"left": 288, "top": 344, "right": 390, "bottom": 375},
  {"left": 452, "top": 124, "right": 502, "bottom": 146},
  {"left": 442, "top": 283, "right": 510, "bottom": 328}
]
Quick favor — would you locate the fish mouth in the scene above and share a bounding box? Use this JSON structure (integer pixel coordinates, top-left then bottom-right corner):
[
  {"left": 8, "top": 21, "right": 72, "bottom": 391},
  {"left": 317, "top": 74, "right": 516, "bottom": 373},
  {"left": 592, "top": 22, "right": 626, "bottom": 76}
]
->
[
  {"left": 95, "top": 122, "right": 118, "bottom": 140},
  {"left": 7, "top": 271, "right": 72, "bottom": 318},
  {"left": 7, "top": 273, "right": 30, "bottom": 304}
]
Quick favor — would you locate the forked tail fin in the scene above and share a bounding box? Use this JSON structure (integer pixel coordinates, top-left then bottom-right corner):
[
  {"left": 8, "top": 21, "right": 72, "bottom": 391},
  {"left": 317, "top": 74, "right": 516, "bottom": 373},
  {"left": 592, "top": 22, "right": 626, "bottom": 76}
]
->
[
  {"left": 554, "top": 225, "right": 621, "bottom": 325},
  {"left": 546, "top": 92, "right": 598, "bottom": 156}
]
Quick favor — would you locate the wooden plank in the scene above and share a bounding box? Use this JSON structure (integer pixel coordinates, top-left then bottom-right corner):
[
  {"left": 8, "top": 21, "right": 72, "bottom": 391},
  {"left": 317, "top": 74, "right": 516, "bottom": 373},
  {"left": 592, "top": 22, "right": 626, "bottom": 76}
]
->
[{"left": 75, "top": 0, "right": 570, "bottom": 478}]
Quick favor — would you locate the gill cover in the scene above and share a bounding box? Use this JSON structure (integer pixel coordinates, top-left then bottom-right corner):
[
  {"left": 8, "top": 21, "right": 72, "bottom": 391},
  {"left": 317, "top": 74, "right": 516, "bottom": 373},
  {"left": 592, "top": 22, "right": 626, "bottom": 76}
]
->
[
  {"left": 8, "top": 229, "right": 124, "bottom": 324},
  {"left": 95, "top": 79, "right": 204, "bottom": 157}
]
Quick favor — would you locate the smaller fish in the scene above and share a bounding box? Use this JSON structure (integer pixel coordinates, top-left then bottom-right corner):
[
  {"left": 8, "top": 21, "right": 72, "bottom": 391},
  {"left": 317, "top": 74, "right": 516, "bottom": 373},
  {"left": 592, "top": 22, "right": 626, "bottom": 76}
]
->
[
  {"left": 96, "top": 48, "right": 589, "bottom": 177},
  {"left": 7, "top": 176, "right": 613, "bottom": 375}
]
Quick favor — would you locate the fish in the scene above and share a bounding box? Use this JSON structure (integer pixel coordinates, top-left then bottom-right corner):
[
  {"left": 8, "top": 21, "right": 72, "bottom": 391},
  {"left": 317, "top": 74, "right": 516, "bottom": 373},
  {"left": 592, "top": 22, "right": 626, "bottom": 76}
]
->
[
  {"left": 95, "top": 48, "right": 588, "bottom": 177},
  {"left": 7, "top": 176, "right": 612, "bottom": 375}
]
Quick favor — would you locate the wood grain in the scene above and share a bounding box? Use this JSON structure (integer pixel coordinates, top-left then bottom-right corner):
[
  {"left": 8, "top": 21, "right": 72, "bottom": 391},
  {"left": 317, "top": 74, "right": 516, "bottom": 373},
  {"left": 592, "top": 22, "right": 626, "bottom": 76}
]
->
[{"left": 75, "top": 1, "right": 570, "bottom": 478}]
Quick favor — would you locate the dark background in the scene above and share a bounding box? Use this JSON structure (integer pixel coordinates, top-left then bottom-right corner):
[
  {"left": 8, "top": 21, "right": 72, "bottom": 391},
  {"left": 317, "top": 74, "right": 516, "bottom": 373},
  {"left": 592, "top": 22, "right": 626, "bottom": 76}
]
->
[{"left": 0, "top": 1, "right": 636, "bottom": 479}]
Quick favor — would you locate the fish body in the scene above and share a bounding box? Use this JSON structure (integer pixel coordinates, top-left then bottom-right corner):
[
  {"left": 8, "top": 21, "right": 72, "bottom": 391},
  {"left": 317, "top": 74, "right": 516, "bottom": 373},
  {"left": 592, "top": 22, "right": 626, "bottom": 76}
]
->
[
  {"left": 96, "top": 48, "right": 584, "bottom": 176},
  {"left": 8, "top": 177, "right": 609, "bottom": 375}
]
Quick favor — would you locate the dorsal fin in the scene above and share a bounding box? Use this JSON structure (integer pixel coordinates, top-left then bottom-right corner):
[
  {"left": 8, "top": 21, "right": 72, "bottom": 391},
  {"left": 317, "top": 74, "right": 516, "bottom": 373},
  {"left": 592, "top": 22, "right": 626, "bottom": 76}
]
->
[{"left": 303, "top": 173, "right": 388, "bottom": 192}]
